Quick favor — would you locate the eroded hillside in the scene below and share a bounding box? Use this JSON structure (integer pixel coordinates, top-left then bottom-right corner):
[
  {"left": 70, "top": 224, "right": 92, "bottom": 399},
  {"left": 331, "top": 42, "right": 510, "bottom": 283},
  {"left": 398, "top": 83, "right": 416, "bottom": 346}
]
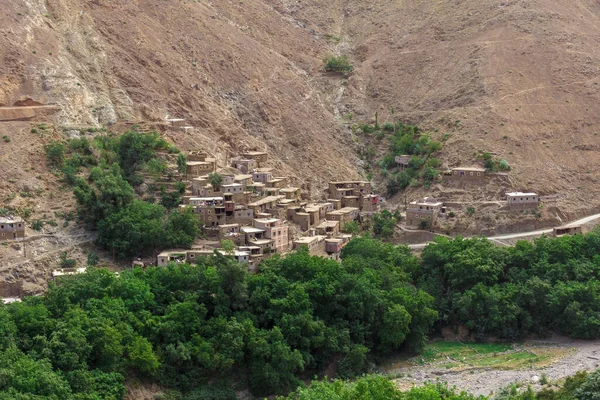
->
[{"left": 3, "top": 0, "right": 600, "bottom": 251}]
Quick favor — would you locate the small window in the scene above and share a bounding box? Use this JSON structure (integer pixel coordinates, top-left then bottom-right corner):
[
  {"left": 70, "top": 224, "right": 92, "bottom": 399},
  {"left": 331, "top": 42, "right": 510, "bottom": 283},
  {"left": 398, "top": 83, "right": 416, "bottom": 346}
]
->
[
  {"left": 190, "top": 254, "right": 195, "bottom": 258},
  {"left": 470, "top": 172, "right": 474, "bottom": 176},
  {"left": 477, "top": 172, "right": 481, "bottom": 176}
]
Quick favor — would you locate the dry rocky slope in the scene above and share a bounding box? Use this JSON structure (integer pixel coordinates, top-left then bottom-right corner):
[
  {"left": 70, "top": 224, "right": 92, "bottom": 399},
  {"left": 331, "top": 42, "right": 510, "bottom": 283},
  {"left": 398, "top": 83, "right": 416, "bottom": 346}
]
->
[{"left": 2, "top": 1, "right": 600, "bottom": 250}]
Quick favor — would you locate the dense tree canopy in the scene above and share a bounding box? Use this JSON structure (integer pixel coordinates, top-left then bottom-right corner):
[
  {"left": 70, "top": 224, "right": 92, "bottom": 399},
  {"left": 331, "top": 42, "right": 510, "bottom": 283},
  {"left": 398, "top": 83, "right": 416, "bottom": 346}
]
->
[
  {"left": 418, "top": 229, "right": 600, "bottom": 339},
  {"left": 0, "top": 240, "right": 435, "bottom": 398}
]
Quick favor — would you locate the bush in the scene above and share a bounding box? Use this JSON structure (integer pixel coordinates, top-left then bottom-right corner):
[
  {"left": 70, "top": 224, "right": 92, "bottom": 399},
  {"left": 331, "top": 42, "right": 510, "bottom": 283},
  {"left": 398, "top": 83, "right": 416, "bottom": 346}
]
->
[
  {"left": 419, "top": 219, "right": 431, "bottom": 230},
  {"left": 45, "top": 140, "right": 66, "bottom": 166},
  {"left": 322, "top": 55, "right": 353, "bottom": 74},
  {"left": 31, "top": 219, "right": 44, "bottom": 231},
  {"left": 59, "top": 251, "right": 76, "bottom": 268}
]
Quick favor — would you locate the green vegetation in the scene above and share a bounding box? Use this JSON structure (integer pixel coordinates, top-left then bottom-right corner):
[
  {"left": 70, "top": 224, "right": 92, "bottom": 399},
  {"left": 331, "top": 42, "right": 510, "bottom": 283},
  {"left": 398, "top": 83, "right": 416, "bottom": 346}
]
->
[
  {"left": 419, "top": 228, "right": 600, "bottom": 339},
  {"left": 281, "top": 376, "right": 480, "bottom": 400},
  {"left": 478, "top": 151, "right": 511, "bottom": 172},
  {"left": 208, "top": 172, "right": 223, "bottom": 191},
  {"left": 0, "top": 241, "right": 435, "bottom": 398},
  {"left": 342, "top": 220, "right": 360, "bottom": 235},
  {"left": 280, "top": 368, "right": 600, "bottom": 400},
  {"left": 44, "top": 140, "right": 66, "bottom": 167},
  {"left": 177, "top": 153, "right": 187, "bottom": 177},
  {"left": 356, "top": 122, "right": 443, "bottom": 195},
  {"left": 45, "top": 130, "right": 198, "bottom": 260},
  {"left": 322, "top": 55, "right": 353, "bottom": 74},
  {"left": 372, "top": 209, "right": 400, "bottom": 238},
  {"left": 405, "top": 341, "right": 567, "bottom": 371}
]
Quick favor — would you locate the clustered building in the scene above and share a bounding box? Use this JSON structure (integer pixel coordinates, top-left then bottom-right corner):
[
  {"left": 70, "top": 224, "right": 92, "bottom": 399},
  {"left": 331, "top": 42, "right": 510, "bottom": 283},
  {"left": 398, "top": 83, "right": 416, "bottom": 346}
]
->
[
  {"left": 158, "top": 151, "right": 382, "bottom": 269},
  {"left": 406, "top": 166, "right": 549, "bottom": 233}
]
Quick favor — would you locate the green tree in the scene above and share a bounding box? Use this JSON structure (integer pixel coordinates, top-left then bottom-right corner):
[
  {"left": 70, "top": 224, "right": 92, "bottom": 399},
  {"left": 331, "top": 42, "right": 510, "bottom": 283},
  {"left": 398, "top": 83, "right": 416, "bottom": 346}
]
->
[
  {"left": 342, "top": 220, "right": 360, "bottom": 235},
  {"left": 221, "top": 239, "right": 235, "bottom": 255},
  {"left": 97, "top": 200, "right": 165, "bottom": 259},
  {"left": 177, "top": 153, "right": 187, "bottom": 177},
  {"left": 208, "top": 173, "right": 223, "bottom": 192},
  {"left": 45, "top": 140, "right": 66, "bottom": 167},
  {"left": 372, "top": 210, "right": 398, "bottom": 238},
  {"left": 322, "top": 55, "right": 353, "bottom": 74}
]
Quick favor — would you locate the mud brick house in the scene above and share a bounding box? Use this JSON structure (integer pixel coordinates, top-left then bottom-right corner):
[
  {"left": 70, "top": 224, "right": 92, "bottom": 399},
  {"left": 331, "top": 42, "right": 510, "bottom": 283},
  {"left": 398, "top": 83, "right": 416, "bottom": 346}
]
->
[
  {"left": 186, "top": 161, "right": 216, "bottom": 177},
  {"left": 231, "top": 157, "right": 257, "bottom": 173},
  {"left": 406, "top": 197, "right": 443, "bottom": 228},
  {"left": 0, "top": 216, "right": 25, "bottom": 240},
  {"left": 293, "top": 235, "right": 326, "bottom": 254},
  {"left": 251, "top": 168, "right": 274, "bottom": 184},
  {"left": 395, "top": 155, "right": 411, "bottom": 169},
  {"left": 242, "top": 151, "right": 268, "bottom": 166},
  {"left": 506, "top": 192, "right": 539, "bottom": 210},
  {"left": 326, "top": 207, "right": 359, "bottom": 230},
  {"left": 315, "top": 220, "right": 340, "bottom": 237},
  {"left": 443, "top": 167, "right": 486, "bottom": 183},
  {"left": 253, "top": 218, "right": 289, "bottom": 253},
  {"left": 553, "top": 225, "right": 582, "bottom": 237}
]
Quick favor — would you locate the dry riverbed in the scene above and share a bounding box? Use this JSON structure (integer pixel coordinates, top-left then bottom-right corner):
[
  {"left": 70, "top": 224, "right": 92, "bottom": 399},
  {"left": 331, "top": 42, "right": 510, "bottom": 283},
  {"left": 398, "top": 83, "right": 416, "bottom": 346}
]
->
[{"left": 380, "top": 336, "right": 600, "bottom": 396}]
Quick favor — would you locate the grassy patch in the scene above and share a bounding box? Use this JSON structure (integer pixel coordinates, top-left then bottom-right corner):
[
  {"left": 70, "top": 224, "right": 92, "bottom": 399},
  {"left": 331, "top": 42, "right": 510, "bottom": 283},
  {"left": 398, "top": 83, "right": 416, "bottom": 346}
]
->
[{"left": 384, "top": 341, "right": 571, "bottom": 372}]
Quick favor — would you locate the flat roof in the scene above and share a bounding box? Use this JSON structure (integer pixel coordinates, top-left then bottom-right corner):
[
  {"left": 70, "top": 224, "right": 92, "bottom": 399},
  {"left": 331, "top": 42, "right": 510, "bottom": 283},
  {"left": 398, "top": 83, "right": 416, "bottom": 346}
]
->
[
  {"left": 241, "top": 227, "right": 265, "bottom": 233},
  {"left": 294, "top": 235, "right": 326, "bottom": 244},
  {"left": 325, "top": 238, "right": 344, "bottom": 243},
  {"left": 0, "top": 216, "right": 23, "bottom": 223},
  {"left": 157, "top": 249, "right": 189, "bottom": 257},
  {"left": 451, "top": 167, "right": 486, "bottom": 172},
  {"left": 234, "top": 174, "right": 253, "bottom": 180},
  {"left": 187, "top": 161, "right": 212, "bottom": 166},
  {"left": 254, "top": 218, "right": 280, "bottom": 224},
  {"left": 248, "top": 195, "right": 284, "bottom": 206},
  {"left": 218, "top": 223, "right": 240, "bottom": 228},
  {"left": 279, "top": 199, "right": 297, "bottom": 204},
  {"left": 189, "top": 197, "right": 223, "bottom": 201},
  {"left": 279, "top": 187, "right": 300, "bottom": 193},
  {"left": 328, "top": 207, "right": 360, "bottom": 215},
  {"left": 253, "top": 168, "right": 273, "bottom": 172},
  {"left": 506, "top": 192, "right": 538, "bottom": 196},
  {"left": 244, "top": 151, "right": 268, "bottom": 155},
  {"left": 317, "top": 220, "right": 340, "bottom": 228},
  {"left": 249, "top": 239, "right": 273, "bottom": 245},
  {"left": 410, "top": 200, "right": 443, "bottom": 207},
  {"left": 221, "top": 183, "right": 243, "bottom": 187}
]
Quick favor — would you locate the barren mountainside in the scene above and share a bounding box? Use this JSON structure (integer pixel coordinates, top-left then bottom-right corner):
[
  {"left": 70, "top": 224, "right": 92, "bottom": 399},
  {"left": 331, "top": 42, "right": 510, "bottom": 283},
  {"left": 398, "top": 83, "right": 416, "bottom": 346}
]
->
[{"left": 3, "top": 0, "right": 600, "bottom": 226}]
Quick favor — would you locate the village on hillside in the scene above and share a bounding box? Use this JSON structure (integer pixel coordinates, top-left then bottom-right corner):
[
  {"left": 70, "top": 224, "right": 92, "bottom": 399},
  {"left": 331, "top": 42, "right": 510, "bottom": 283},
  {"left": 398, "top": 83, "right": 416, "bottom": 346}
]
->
[
  {"left": 2, "top": 146, "right": 583, "bottom": 277},
  {"left": 156, "top": 149, "right": 382, "bottom": 269}
]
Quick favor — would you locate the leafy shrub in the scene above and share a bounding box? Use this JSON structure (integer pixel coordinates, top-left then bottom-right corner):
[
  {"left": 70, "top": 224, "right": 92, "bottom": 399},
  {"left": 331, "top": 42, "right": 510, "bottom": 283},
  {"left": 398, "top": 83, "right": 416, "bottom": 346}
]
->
[
  {"left": 31, "top": 219, "right": 44, "bottom": 231},
  {"left": 45, "top": 140, "right": 66, "bottom": 166},
  {"left": 322, "top": 55, "right": 353, "bottom": 74}
]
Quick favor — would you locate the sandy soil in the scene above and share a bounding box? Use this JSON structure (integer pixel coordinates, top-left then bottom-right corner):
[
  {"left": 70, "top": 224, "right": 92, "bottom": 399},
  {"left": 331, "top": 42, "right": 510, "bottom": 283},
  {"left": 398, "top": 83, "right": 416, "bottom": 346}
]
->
[{"left": 388, "top": 336, "right": 600, "bottom": 396}]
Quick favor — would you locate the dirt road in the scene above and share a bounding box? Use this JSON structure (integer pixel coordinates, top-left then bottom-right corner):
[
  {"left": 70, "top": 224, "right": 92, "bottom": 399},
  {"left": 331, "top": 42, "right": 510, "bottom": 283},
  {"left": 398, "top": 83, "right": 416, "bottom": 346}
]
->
[
  {"left": 406, "top": 213, "right": 600, "bottom": 250},
  {"left": 388, "top": 337, "right": 600, "bottom": 396}
]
